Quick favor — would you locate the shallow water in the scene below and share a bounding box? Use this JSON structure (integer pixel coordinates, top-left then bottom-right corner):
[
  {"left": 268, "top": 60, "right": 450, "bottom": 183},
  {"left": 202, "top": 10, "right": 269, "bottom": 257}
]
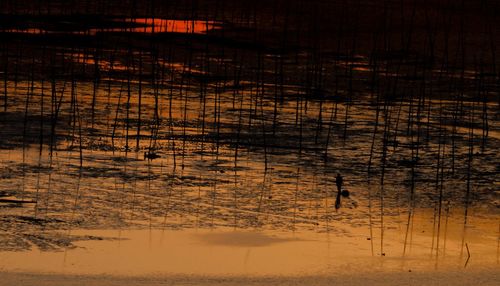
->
[
  {"left": 0, "top": 206, "right": 497, "bottom": 276},
  {"left": 3, "top": 18, "right": 219, "bottom": 35},
  {"left": 0, "top": 0, "right": 499, "bottom": 282}
]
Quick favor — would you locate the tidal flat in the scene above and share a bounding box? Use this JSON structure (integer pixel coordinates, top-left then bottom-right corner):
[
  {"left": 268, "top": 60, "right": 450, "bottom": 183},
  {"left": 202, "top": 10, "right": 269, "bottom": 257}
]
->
[{"left": 0, "top": 0, "right": 499, "bottom": 285}]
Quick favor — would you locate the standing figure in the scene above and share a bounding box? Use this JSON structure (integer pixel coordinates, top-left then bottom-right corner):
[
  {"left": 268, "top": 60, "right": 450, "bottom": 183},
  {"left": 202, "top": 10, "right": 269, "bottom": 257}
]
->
[
  {"left": 335, "top": 173, "right": 343, "bottom": 210},
  {"left": 335, "top": 173, "right": 343, "bottom": 193}
]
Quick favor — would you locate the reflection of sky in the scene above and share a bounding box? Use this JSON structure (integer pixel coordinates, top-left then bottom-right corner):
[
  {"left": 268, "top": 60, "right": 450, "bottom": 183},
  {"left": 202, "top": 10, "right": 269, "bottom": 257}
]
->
[
  {"left": 0, "top": 211, "right": 497, "bottom": 275},
  {"left": 126, "top": 18, "right": 216, "bottom": 34},
  {"left": 3, "top": 18, "right": 219, "bottom": 35}
]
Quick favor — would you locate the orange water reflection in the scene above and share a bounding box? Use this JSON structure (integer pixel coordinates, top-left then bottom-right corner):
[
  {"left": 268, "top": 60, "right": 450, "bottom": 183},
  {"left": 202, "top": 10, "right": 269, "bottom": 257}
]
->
[
  {"left": 2, "top": 18, "right": 218, "bottom": 35},
  {"left": 0, "top": 207, "right": 497, "bottom": 276},
  {"left": 126, "top": 18, "right": 217, "bottom": 34}
]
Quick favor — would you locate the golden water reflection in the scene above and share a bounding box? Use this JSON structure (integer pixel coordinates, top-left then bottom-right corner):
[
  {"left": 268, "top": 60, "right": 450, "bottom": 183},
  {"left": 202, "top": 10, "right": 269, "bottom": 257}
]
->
[{"left": 0, "top": 207, "right": 497, "bottom": 276}]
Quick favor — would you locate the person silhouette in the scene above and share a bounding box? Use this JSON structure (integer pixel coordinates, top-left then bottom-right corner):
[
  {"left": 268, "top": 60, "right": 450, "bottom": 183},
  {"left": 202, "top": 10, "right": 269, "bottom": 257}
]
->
[
  {"left": 335, "top": 173, "right": 343, "bottom": 193},
  {"left": 335, "top": 173, "right": 343, "bottom": 210}
]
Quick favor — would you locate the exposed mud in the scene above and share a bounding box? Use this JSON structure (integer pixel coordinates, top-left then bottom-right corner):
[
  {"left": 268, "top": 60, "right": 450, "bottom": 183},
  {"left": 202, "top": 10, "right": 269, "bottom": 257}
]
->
[{"left": 0, "top": 2, "right": 498, "bottom": 283}]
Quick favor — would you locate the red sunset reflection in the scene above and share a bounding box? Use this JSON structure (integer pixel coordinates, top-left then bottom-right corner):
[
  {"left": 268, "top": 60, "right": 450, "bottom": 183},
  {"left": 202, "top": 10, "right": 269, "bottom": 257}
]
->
[{"left": 126, "top": 18, "right": 217, "bottom": 34}]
